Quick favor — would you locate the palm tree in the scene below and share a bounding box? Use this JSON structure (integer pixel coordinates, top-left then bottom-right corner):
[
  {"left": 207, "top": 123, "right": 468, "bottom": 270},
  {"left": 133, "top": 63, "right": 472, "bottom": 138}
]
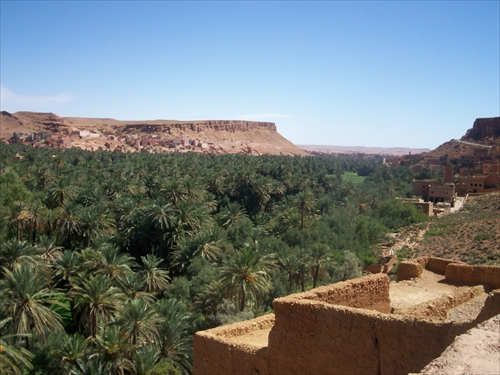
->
[
  {"left": 307, "top": 243, "right": 335, "bottom": 288},
  {"left": 92, "top": 325, "right": 134, "bottom": 375},
  {"left": 0, "top": 263, "right": 66, "bottom": 345},
  {"left": 70, "top": 274, "right": 126, "bottom": 337},
  {"left": 174, "top": 201, "right": 211, "bottom": 234},
  {"left": 139, "top": 254, "right": 170, "bottom": 296},
  {"left": 0, "top": 239, "right": 41, "bottom": 270},
  {"left": 0, "top": 318, "right": 34, "bottom": 375},
  {"left": 27, "top": 201, "right": 46, "bottom": 244},
  {"left": 154, "top": 299, "right": 192, "bottom": 375},
  {"left": 278, "top": 253, "right": 302, "bottom": 290},
  {"left": 9, "top": 201, "right": 32, "bottom": 241},
  {"left": 94, "top": 243, "right": 137, "bottom": 283},
  {"left": 55, "top": 203, "right": 82, "bottom": 248},
  {"left": 116, "top": 299, "right": 163, "bottom": 346},
  {"left": 133, "top": 347, "right": 161, "bottom": 375},
  {"left": 193, "top": 279, "right": 227, "bottom": 316},
  {"left": 221, "top": 203, "right": 247, "bottom": 228},
  {"left": 53, "top": 250, "right": 83, "bottom": 285},
  {"left": 56, "top": 333, "right": 90, "bottom": 373},
  {"left": 220, "top": 241, "right": 277, "bottom": 311},
  {"left": 47, "top": 178, "right": 77, "bottom": 208},
  {"left": 161, "top": 180, "right": 187, "bottom": 205},
  {"left": 78, "top": 206, "right": 116, "bottom": 247},
  {"left": 36, "top": 235, "right": 63, "bottom": 264},
  {"left": 192, "top": 227, "right": 230, "bottom": 262},
  {"left": 116, "top": 272, "right": 153, "bottom": 302},
  {"left": 145, "top": 198, "right": 175, "bottom": 234},
  {"left": 294, "top": 191, "right": 314, "bottom": 229}
]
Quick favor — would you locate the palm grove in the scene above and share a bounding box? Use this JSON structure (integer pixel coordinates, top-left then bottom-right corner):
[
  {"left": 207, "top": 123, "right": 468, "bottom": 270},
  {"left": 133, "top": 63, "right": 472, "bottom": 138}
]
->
[{"left": 0, "top": 143, "right": 429, "bottom": 374}]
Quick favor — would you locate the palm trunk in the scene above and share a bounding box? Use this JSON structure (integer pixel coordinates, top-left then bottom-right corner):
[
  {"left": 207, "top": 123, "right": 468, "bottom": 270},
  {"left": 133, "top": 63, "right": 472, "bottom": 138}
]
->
[
  {"left": 313, "top": 265, "right": 319, "bottom": 288},
  {"left": 240, "top": 285, "right": 246, "bottom": 311}
]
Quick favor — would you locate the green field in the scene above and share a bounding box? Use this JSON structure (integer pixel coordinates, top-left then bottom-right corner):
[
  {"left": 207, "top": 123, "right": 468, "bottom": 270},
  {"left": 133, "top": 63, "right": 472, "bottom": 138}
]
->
[{"left": 342, "top": 171, "right": 366, "bottom": 184}]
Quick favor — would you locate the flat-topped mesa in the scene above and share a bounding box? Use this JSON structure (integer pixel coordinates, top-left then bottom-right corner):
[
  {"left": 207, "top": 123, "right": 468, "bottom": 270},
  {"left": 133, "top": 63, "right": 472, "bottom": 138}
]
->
[
  {"left": 462, "top": 117, "right": 500, "bottom": 141},
  {"left": 123, "top": 120, "right": 277, "bottom": 133}
]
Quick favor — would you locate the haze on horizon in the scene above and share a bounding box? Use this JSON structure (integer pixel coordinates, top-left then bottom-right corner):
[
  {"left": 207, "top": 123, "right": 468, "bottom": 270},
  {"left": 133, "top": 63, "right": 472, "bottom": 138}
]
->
[{"left": 1, "top": 1, "right": 498, "bottom": 149}]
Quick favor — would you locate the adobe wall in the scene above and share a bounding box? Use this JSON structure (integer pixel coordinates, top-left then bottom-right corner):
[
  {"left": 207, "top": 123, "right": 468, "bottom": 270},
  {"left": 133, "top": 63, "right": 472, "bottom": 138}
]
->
[
  {"left": 268, "top": 297, "right": 480, "bottom": 375},
  {"left": 414, "top": 257, "right": 500, "bottom": 287},
  {"left": 193, "top": 268, "right": 500, "bottom": 375},
  {"left": 283, "top": 273, "right": 391, "bottom": 313},
  {"left": 193, "top": 314, "right": 274, "bottom": 375},
  {"left": 414, "top": 256, "right": 463, "bottom": 275},
  {"left": 445, "top": 263, "right": 500, "bottom": 288}
]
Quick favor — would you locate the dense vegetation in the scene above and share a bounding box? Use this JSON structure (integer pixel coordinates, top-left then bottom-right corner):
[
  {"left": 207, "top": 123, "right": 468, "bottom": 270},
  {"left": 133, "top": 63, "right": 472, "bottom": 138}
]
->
[{"left": 0, "top": 143, "right": 429, "bottom": 374}]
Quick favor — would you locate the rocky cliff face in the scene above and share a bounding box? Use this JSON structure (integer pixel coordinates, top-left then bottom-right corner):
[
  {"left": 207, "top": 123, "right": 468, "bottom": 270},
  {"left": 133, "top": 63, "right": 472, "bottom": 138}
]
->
[
  {"left": 1, "top": 111, "right": 306, "bottom": 156},
  {"left": 122, "top": 120, "right": 277, "bottom": 134},
  {"left": 462, "top": 117, "right": 500, "bottom": 141}
]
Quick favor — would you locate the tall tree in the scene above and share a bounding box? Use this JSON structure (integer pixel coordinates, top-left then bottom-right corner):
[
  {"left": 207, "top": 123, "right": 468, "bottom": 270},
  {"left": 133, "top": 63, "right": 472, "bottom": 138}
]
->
[
  {"left": 70, "top": 274, "right": 126, "bottom": 337},
  {"left": 220, "top": 241, "right": 277, "bottom": 311},
  {"left": 0, "top": 263, "right": 66, "bottom": 346}
]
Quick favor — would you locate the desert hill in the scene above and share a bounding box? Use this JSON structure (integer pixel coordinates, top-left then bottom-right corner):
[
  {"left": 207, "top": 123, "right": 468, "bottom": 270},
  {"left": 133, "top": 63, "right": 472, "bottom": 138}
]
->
[
  {"left": 417, "top": 117, "right": 500, "bottom": 161},
  {"left": 0, "top": 111, "right": 307, "bottom": 156},
  {"left": 391, "top": 116, "right": 500, "bottom": 173},
  {"left": 298, "top": 144, "right": 430, "bottom": 156}
]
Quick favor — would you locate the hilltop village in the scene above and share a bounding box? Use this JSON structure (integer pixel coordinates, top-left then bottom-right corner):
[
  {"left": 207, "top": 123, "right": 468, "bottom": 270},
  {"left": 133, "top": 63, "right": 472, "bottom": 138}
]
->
[
  {"left": 0, "top": 111, "right": 307, "bottom": 156},
  {"left": 3, "top": 126, "right": 261, "bottom": 155}
]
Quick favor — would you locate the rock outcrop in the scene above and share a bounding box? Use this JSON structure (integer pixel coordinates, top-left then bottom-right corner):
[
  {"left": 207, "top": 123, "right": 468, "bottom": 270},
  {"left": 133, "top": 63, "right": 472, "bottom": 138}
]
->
[
  {"left": 1, "top": 111, "right": 307, "bottom": 156},
  {"left": 462, "top": 117, "right": 500, "bottom": 141}
]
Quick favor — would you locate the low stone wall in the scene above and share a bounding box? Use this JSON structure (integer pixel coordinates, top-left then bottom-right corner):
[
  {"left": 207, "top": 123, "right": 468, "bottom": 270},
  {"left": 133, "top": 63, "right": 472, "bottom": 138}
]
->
[
  {"left": 193, "top": 314, "right": 274, "bottom": 375},
  {"left": 445, "top": 263, "right": 500, "bottom": 288},
  {"left": 285, "top": 273, "right": 391, "bottom": 313}
]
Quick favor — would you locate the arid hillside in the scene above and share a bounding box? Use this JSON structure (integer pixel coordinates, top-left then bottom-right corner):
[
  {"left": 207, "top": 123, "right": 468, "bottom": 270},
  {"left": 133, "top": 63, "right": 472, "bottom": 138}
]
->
[
  {"left": 398, "top": 193, "right": 500, "bottom": 265},
  {"left": 0, "top": 111, "right": 307, "bottom": 156},
  {"left": 407, "top": 117, "right": 500, "bottom": 166}
]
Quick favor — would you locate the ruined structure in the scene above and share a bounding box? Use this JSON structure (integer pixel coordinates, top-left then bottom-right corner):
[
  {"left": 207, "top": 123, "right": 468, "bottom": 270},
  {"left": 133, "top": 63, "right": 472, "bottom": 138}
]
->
[{"left": 193, "top": 258, "right": 500, "bottom": 375}]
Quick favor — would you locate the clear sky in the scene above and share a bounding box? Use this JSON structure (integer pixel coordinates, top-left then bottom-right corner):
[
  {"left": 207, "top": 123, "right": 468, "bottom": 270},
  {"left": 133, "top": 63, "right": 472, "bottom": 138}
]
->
[{"left": 1, "top": 1, "right": 499, "bottom": 149}]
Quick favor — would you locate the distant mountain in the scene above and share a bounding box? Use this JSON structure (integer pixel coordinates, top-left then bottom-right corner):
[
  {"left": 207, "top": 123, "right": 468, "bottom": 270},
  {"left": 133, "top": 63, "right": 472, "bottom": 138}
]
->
[
  {"left": 0, "top": 111, "right": 307, "bottom": 156},
  {"left": 298, "top": 145, "right": 430, "bottom": 156}
]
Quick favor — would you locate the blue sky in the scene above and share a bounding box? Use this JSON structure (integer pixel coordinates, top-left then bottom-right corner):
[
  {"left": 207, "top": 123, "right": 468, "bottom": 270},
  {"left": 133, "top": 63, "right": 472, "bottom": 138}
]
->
[{"left": 1, "top": 1, "right": 499, "bottom": 149}]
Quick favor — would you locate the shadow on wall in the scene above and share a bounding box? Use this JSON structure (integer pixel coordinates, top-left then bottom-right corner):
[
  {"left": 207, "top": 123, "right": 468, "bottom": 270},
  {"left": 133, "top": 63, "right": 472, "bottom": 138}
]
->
[{"left": 193, "top": 258, "right": 500, "bottom": 375}]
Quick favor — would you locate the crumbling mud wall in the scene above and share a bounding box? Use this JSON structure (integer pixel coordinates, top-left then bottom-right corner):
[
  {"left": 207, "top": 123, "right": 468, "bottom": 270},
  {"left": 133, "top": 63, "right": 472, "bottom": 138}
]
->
[
  {"left": 363, "top": 256, "right": 397, "bottom": 274},
  {"left": 396, "top": 260, "right": 423, "bottom": 281},
  {"left": 445, "top": 263, "right": 500, "bottom": 288},
  {"left": 193, "top": 267, "right": 500, "bottom": 375},
  {"left": 414, "top": 257, "right": 463, "bottom": 275},
  {"left": 286, "top": 273, "right": 392, "bottom": 313},
  {"left": 193, "top": 314, "right": 274, "bottom": 375},
  {"left": 268, "top": 289, "right": 490, "bottom": 375}
]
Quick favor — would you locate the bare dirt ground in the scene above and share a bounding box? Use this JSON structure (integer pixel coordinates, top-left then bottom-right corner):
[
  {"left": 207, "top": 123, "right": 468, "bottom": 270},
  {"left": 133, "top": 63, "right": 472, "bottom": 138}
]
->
[
  {"left": 390, "top": 270, "right": 467, "bottom": 312},
  {"left": 418, "top": 314, "right": 500, "bottom": 375}
]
